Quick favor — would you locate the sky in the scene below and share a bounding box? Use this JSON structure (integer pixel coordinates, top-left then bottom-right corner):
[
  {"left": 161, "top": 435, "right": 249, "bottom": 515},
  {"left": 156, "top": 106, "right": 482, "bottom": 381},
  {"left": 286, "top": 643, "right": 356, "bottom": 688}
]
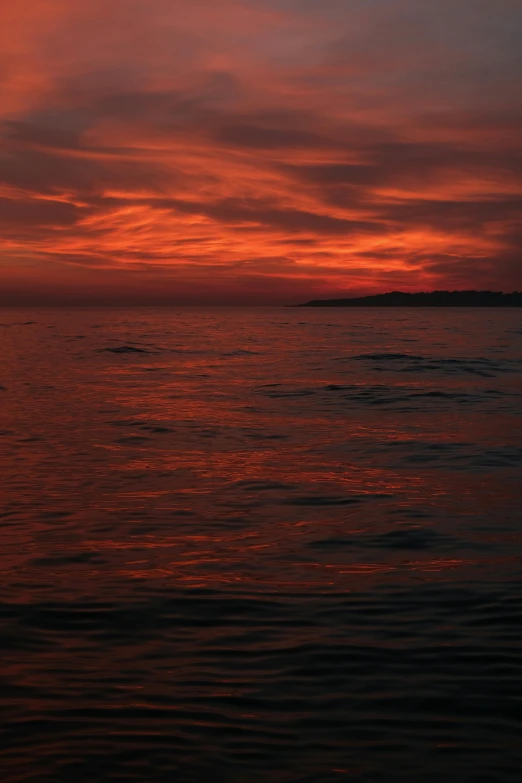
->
[{"left": 1, "top": 0, "right": 521, "bottom": 305}]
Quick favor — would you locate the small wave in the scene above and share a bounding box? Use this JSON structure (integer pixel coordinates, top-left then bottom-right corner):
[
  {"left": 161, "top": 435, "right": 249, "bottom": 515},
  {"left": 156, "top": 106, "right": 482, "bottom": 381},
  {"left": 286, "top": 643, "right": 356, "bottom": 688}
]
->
[
  {"left": 386, "top": 442, "right": 522, "bottom": 470},
  {"left": 115, "top": 435, "right": 151, "bottom": 444},
  {"left": 258, "top": 381, "right": 521, "bottom": 412},
  {"left": 99, "top": 345, "right": 151, "bottom": 354},
  {"left": 222, "top": 349, "right": 260, "bottom": 356},
  {"left": 352, "top": 353, "right": 425, "bottom": 361},
  {"left": 231, "top": 480, "right": 296, "bottom": 491},
  {"left": 262, "top": 388, "right": 317, "bottom": 398},
  {"left": 280, "top": 495, "right": 363, "bottom": 506},
  {"left": 308, "top": 528, "right": 461, "bottom": 551},
  {"left": 0, "top": 320, "right": 37, "bottom": 327},
  {"left": 342, "top": 353, "right": 520, "bottom": 377}
]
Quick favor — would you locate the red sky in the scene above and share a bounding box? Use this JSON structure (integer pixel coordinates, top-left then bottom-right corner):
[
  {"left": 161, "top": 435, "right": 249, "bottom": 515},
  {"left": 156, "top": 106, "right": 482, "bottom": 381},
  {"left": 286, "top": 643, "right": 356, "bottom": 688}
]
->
[{"left": 1, "top": 0, "right": 521, "bottom": 304}]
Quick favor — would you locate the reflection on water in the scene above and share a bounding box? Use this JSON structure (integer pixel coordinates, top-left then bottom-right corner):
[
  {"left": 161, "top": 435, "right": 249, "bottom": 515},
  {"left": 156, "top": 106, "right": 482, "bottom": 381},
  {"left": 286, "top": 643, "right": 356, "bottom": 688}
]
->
[{"left": 1, "top": 307, "right": 522, "bottom": 782}]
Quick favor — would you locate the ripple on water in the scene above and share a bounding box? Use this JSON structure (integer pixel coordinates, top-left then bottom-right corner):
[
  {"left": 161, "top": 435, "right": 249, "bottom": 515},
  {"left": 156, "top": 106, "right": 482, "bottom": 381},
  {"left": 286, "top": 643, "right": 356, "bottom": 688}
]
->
[
  {"left": 1, "top": 308, "right": 522, "bottom": 782},
  {"left": 2, "top": 583, "right": 522, "bottom": 781}
]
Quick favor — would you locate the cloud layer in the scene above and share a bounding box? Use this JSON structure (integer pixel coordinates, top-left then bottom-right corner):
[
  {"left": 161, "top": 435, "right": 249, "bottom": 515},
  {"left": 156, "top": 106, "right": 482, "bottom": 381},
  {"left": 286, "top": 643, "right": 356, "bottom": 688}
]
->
[{"left": 1, "top": 0, "right": 521, "bottom": 303}]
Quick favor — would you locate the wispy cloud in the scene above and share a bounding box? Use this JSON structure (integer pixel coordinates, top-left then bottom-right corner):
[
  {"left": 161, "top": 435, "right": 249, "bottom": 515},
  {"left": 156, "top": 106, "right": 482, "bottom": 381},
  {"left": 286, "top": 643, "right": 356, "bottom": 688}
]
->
[{"left": 1, "top": 0, "right": 521, "bottom": 303}]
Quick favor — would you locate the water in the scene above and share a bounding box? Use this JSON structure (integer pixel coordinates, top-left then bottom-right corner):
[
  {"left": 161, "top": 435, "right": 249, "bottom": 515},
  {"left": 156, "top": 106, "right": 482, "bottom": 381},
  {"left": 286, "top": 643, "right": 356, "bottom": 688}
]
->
[{"left": 1, "top": 307, "right": 522, "bottom": 782}]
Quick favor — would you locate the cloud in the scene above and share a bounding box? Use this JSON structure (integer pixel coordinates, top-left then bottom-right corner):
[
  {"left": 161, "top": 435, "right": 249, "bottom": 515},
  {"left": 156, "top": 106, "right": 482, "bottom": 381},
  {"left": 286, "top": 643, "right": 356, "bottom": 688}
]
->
[
  {"left": 0, "top": 0, "right": 521, "bottom": 303},
  {"left": 0, "top": 195, "right": 80, "bottom": 228}
]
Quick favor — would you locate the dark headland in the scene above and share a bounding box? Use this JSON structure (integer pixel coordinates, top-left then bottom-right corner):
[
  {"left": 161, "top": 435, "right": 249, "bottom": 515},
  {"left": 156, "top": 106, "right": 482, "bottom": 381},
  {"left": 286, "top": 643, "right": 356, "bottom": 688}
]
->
[{"left": 294, "top": 290, "right": 522, "bottom": 307}]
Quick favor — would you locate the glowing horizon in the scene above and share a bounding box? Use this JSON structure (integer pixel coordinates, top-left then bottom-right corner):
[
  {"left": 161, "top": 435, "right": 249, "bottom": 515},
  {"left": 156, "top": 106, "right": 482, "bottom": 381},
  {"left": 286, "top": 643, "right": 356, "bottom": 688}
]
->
[{"left": 1, "top": 0, "right": 521, "bottom": 304}]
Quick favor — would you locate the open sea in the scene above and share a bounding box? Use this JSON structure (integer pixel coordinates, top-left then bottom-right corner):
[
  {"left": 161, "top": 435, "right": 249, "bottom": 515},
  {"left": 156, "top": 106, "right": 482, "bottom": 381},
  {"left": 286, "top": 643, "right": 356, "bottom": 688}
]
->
[{"left": 1, "top": 306, "right": 522, "bottom": 782}]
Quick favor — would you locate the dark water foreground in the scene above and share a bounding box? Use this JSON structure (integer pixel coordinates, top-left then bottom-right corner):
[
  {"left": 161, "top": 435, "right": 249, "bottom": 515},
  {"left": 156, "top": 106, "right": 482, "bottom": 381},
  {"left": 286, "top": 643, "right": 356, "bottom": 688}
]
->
[{"left": 1, "top": 308, "right": 522, "bottom": 782}]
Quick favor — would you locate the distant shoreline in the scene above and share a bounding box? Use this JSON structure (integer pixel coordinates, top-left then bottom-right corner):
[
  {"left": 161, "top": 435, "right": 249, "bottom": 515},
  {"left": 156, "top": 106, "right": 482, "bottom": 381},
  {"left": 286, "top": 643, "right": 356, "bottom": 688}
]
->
[{"left": 294, "top": 291, "right": 522, "bottom": 307}]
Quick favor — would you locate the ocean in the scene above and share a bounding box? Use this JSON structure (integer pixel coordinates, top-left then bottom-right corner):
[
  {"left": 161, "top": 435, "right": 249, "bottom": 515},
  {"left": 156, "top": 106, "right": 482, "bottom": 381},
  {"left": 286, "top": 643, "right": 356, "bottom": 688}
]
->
[{"left": 1, "top": 307, "right": 522, "bottom": 782}]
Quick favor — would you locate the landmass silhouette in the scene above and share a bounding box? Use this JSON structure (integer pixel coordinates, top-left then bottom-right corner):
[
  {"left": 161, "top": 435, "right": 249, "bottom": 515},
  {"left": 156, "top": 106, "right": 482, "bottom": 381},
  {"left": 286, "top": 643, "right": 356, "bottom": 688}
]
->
[{"left": 295, "top": 290, "right": 522, "bottom": 307}]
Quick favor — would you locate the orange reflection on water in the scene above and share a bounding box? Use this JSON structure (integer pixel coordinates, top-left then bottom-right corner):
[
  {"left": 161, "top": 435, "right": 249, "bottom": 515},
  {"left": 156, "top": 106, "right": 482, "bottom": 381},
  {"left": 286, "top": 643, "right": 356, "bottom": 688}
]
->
[{"left": 2, "top": 307, "right": 522, "bottom": 603}]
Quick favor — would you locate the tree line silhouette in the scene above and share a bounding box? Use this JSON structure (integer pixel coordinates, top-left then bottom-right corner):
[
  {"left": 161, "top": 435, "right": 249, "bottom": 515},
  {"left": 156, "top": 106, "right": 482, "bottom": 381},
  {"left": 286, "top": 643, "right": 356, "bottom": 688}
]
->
[{"left": 297, "top": 291, "right": 522, "bottom": 307}]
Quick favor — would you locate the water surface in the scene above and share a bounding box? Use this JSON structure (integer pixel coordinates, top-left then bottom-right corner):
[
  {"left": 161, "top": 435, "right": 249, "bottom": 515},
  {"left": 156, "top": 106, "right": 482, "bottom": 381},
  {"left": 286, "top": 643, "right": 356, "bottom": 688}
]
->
[{"left": 1, "top": 307, "right": 522, "bottom": 782}]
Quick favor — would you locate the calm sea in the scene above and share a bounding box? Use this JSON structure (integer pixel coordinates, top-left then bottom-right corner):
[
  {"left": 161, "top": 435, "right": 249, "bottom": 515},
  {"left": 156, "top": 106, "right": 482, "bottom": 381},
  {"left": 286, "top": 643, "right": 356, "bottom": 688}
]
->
[{"left": 1, "top": 307, "right": 522, "bottom": 782}]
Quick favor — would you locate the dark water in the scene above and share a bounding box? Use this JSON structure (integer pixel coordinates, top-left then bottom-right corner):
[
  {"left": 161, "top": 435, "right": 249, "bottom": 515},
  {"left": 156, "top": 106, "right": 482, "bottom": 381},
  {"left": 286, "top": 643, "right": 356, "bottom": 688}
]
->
[{"left": 1, "top": 307, "right": 522, "bottom": 782}]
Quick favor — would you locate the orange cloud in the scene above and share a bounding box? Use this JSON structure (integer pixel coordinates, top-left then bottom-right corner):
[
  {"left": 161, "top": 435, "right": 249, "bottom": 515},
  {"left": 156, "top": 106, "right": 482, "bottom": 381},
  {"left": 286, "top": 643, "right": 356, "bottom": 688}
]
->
[{"left": 1, "top": 0, "right": 521, "bottom": 303}]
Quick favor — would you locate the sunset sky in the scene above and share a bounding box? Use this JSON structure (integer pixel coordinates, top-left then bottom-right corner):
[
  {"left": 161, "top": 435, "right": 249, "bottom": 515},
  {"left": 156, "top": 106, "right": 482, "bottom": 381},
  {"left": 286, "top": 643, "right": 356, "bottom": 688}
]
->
[{"left": 1, "top": 0, "right": 521, "bottom": 304}]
